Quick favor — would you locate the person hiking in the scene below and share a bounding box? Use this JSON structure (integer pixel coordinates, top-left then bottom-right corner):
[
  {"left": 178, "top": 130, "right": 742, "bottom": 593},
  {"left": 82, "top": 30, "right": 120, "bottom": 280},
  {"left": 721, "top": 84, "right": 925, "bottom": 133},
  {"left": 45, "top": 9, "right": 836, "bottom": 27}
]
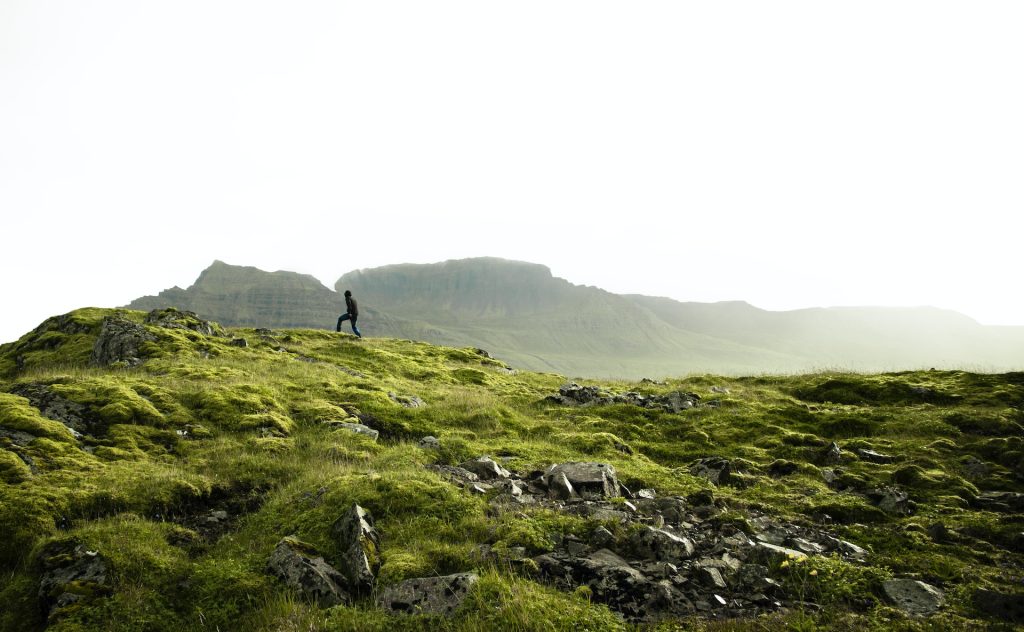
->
[{"left": 336, "top": 290, "right": 362, "bottom": 338}]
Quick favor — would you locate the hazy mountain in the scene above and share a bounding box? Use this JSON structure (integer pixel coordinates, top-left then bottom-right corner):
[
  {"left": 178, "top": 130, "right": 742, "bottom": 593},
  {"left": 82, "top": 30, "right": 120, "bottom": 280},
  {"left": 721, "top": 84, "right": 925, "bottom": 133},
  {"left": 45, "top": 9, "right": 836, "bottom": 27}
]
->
[{"left": 127, "top": 258, "right": 1024, "bottom": 377}]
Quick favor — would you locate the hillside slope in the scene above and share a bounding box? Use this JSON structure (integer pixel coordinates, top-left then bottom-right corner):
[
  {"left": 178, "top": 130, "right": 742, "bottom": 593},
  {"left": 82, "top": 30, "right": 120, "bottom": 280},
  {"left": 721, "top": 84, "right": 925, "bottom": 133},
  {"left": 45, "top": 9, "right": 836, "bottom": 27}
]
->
[{"left": 0, "top": 308, "right": 1021, "bottom": 630}]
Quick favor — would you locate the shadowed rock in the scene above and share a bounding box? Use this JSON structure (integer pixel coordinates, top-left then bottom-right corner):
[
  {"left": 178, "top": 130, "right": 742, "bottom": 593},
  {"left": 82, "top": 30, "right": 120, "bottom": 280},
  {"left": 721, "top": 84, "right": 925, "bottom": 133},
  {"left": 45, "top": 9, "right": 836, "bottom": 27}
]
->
[
  {"left": 690, "top": 457, "right": 732, "bottom": 485},
  {"left": 266, "top": 537, "right": 350, "bottom": 607},
  {"left": 630, "top": 526, "right": 695, "bottom": 561},
  {"left": 331, "top": 504, "right": 381, "bottom": 593},
  {"left": 377, "top": 572, "right": 479, "bottom": 616},
  {"left": 973, "top": 589, "right": 1024, "bottom": 623},
  {"left": 91, "top": 316, "right": 156, "bottom": 367},
  {"left": 36, "top": 540, "right": 111, "bottom": 621}
]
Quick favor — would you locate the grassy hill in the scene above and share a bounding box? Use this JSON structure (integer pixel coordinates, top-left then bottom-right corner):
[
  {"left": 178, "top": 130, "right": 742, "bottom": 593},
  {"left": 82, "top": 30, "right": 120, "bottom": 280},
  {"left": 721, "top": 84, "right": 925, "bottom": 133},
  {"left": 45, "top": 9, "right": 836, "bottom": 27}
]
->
[{"left": 1, "top": 307, "right": 1021, "bottom": 630}]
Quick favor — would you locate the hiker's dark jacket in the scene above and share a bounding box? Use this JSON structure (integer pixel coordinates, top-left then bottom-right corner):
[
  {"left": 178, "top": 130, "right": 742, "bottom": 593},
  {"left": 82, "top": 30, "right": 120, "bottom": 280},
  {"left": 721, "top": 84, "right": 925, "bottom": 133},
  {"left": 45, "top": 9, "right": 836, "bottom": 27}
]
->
[{"left": 346, "top": 296, "right": 358, "bottom": 317}]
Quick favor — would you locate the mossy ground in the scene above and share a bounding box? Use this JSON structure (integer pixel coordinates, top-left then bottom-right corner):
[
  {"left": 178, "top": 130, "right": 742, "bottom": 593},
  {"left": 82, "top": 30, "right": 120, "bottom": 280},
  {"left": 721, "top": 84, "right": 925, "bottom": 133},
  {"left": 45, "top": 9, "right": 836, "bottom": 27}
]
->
[{"left": 0, "top": 308, "right": 1021, "bottom": 631}]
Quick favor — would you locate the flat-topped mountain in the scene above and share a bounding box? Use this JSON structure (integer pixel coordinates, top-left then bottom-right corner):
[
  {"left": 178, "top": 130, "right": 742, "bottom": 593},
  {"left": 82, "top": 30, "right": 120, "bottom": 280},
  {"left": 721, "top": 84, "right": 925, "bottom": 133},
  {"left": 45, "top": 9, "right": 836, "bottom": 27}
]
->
[{"left": 127, "top": 258, "right": 1024, "bottom": 377}]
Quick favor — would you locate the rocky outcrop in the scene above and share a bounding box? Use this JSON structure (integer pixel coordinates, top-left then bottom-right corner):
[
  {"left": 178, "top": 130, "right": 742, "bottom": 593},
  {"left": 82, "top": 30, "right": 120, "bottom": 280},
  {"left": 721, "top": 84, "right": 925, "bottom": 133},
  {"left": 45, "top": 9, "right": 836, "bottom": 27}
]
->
[
  {"left": 90, "top": 315, "right": 156, "bottom": 367},
  {"left": 331, "top": 504, "right": 381, "bottom": 594},
  {"left": 143, "top": 307, "right": 223, "bottom": 336},
  {"left": 36, "top": 540, "right": 111, "bottom": 621},
  {"left": 266, "top": 537, "right": 350, "bottom": 607},
  {"left": 548, "top": 383, "right": 700, "bottom": 412},
  {"left": 10, "top": 383, "right": 91, "bottom": 438},
  {"left": 377, "top": 573, "right": 479, "bottom": 616}
]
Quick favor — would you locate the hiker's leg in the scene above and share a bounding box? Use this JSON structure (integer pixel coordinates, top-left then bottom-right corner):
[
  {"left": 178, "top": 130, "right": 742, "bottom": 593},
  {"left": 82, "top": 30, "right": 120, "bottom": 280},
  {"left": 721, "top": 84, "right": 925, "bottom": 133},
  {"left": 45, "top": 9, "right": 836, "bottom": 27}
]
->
[
  {"left": 336, "top": 314, "right": 350, "bottom": 332},
  {"left": 350, "top": 316, "right": 362, "bottom": 338}
]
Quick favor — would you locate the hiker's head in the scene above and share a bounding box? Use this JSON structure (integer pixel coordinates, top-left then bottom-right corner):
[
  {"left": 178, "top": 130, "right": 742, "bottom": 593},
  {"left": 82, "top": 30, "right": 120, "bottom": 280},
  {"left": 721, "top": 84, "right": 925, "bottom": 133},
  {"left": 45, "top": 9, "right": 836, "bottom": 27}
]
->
[{"left": 344, "top": 290, "right": 352, "bottom": 297}]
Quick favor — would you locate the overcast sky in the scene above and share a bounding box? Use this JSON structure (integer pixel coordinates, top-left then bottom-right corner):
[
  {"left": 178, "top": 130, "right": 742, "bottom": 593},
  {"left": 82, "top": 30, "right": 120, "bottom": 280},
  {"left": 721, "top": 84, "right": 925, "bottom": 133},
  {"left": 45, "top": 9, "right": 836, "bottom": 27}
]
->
[{"left": 2, "top": 1, "right": 1022, "bottom": 343}]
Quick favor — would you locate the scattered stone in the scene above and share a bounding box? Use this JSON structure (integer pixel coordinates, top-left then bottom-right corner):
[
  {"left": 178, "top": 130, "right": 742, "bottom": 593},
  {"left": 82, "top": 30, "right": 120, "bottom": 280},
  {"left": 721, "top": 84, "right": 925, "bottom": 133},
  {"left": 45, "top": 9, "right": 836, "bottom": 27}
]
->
[
  {"left": 882, "top": 579, "right": 945, "bottom": 616},
  {"left": 36, "top": 540, "right": 111, "bottom": 620},
  {"left": 427, "top": 465, "right": 480, "bottom": 487},
  {"left": 388, "top": 392, "right": 425, "bottom": 408},
  {"left": 266, "top": 537, "right": 350, "bottom": 607},
  {"left": 697, "top": 566, "right": 728, "bottom": 590},
  {"left": 751, "top": 541, "right": 807, "bottom": 565},
  {"left": 377, "top": 572, "right": 479, "bottom": 616},
  {"left": 328, "top": 422, "right": 379, "bottom": 441},
  {"left": 592, "top": 526, "right": 616, "bottom": 549},
  {"left": 548, "top": 383, "right": 700, "bottom": 412},
  {"left": 690, "top": 457, "right": 732, "bottom": 486},
  {"left": 547, "top": 471, "right": 577, "bottom": 500},
  {"left": 630, "top": 526, "right": 695, "bottom": 561},
  {"left": 91, "top": 315, "right": 157, "bottom": 367},
  {"left": 417, "top": 436, "right": 441, "bottom": 449},
  {"left": 636, "top": 488, "right": 656, "bottom": 500},
  {"left": 544, "top": 462, "right": 620, "bottom": 499},
  {"left": 331, "top": 504, "right": 381, "bottom": 593},
  {"left": 229, "top": 338, "right": 248, "bottom": 347},
  {"left": 972, "top": 589, "right": 1024, "bottom": 623},
  {"left": 458, "top": 456, "right": 512, "bottom": 480},
  {"left": 820, "top": 442, "right": 843, "bottom": 465},
  {"left": 710, "top": 386, "right": 730, "bottom": 394},
  {"left": 856, "top": 448, "right": 896, "bottom": 464},
  {"left": 868, "top": 487, "right": 915, "bottom": 515}
]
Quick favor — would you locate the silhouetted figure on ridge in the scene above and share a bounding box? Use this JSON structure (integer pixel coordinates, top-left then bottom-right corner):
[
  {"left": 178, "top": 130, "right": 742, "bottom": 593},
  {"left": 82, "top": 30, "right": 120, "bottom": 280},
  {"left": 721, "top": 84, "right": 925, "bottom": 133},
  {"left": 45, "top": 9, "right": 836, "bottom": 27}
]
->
[{"left": 336, "top": 290, "right": 362, "bottom": 338}]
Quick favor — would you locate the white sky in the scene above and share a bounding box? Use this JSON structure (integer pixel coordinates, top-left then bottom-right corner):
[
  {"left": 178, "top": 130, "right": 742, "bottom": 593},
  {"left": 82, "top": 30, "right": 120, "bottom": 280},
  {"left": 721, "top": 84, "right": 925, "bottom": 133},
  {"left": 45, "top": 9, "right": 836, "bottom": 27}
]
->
[{"left": 2, "top": 1, "right": 1023, "bottom": 343}]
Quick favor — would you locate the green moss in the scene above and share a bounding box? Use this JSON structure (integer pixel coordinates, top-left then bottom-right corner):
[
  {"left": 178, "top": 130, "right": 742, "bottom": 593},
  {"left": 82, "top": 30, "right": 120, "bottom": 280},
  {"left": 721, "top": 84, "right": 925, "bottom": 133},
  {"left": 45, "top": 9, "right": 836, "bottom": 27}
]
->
[
  {"left": 0, "top": 448, "right": 31, "bottom": 483},
  {"left": 0, "top": 392, "right": 77, "bottom": 441}
]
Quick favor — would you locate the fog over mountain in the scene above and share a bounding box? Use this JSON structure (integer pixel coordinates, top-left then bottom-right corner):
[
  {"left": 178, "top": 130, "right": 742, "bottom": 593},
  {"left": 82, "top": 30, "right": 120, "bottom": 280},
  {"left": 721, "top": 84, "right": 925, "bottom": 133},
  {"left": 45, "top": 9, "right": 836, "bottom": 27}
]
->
[{"left": 127, "top": 258, "right": 1024, "bottom": 378}]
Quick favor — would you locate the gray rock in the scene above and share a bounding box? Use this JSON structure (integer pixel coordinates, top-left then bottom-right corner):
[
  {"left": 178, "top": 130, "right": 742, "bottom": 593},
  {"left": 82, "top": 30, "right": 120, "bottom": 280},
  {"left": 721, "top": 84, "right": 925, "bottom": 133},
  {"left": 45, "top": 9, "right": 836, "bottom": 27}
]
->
[
  {"left": 458, "top": 456, "right": 512, "bottom": 480},
  {"left": 972, "top": 588, "right": 1024, "bottom": 623},
  {"left": 388, "top": 392, "right": 425, "bottom": 408},
  {"left": 37, "top": 540, "right": 110, "bottom": 620},
  {"left": 329, "top": 422, "right": 379, "bottom": 441},
  {"left": 10, "top": 384, "right": 91, "bottom": 438},
  {"left": 547, "top": 471, "right": 577, "bottom": 500},
  {"left": 591, "top": 525, "right": 616, "bottom": 549},
  {"left": 229, "top": 337, "right": 248, "bottom": 347},
  {"left": 544, "top": 462, "right": 619, "bottom": 499},
  {"left": 974, "top": 491, "right": 1024, "bottom": 513},
  {"left": 820, "top": 442, "right": 843, "bottom": 465},
  {"left": 418, "top": 436, "right": 441, "bottom": 449},
  {"left": 856, "top": 448, "right": 896, "bottom": 464},
  {"left": 90, "top": 315, "right": 156, "bottom": 367},
  {"left": 266, "top": 537, "right": 350, "bottom": 607},
  {"left": 331, "top": 504, "right": 381, "bottom": 593},
  {"left": 689, "top": 457, "right": 732, "bottom": 485},
  {"left": 869, "top": 487, "right": 915, "bottom": 515},
  {"left": 630, "top": 526, "right": 695, "bottom": 561},
  {"left": 377, "top": 572, "right": 479, "bottom": 616},
  {"left": 697, "top": 566, "right": 728, "bottom": 590},
  {"left": 427, "top": 464, "right": 480, "bottom": 486},
  {"left": 960, "top": 456, "right": 990, "bottom": 480},
  {"left": 144, "top": 308, "right": 222, "bottom": 336},
  {"left": 750, "top": 541, "right": 807, "bottom": 565},
  {"left": 882, "top": 579, "right": 944, "bottom": 616}
]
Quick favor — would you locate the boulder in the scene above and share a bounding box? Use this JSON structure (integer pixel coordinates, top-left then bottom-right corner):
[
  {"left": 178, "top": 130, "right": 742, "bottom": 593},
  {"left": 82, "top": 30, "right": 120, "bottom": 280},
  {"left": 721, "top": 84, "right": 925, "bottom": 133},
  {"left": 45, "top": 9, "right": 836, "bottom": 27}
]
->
[
  {"left": 36, "top": 540, "right": 111, "bottom": 620},
  {"left": 229, "top": 338, "right": 248, "bottom": 347},
  {"left": 882, "top": 579, "right": 944, "bottom": 616},
  {"left": 544, "top": 462, "right": 620, "bottom": 499},
  {"left": 767, "top": 459, "right": 799, "bottom": 477},
  {"left": 547, "top": 471, "right": 577, "bottom": 500},
  {"left": 377, "top": 572, "right": 479, "bottom": 616},
  {"left": 331, "top": 504, "right": 381, "bottom": 593},
  {"left": 630, "top": 526, "right": 695, "bottom": 561},
  {"left": 266, "top": 537, "right": 350, "bottom": 607},
  {"left": 458, "top": 456, "right": 512, "bottom": 480},
  {"left": 90, "top": 315, "right": 156, "bottom": 367},
  {"left": 689, "top": 457, "right": 732, "bottom": 485}
]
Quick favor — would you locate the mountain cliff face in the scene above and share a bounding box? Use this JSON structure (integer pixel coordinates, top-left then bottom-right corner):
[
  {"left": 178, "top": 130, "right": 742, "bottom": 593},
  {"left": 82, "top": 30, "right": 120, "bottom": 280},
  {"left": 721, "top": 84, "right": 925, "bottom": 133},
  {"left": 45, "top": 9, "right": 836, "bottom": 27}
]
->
[
  {"left": 126, "top": 258, "right": 1024, "bottom": 378},
  {"left": 128, "top": 261, "right": 345, "bottom": 329}
]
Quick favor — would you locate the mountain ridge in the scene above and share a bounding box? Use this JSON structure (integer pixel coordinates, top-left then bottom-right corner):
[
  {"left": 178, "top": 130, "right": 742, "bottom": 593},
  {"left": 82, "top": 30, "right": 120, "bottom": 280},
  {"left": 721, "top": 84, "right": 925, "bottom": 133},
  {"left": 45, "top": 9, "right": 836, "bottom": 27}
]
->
[{"left": 126, "top": 258, "right": 1024, "bottom": 377}]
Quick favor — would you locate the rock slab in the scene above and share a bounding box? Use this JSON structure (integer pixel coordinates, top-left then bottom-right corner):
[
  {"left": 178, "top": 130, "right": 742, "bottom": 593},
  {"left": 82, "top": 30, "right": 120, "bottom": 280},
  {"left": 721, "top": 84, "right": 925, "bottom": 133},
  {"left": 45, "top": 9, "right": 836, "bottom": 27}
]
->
[
  {"left": 266, "top": 537, "right": 350, "bottom": 607},
  {"left": 377, "top": 572, "right": 479, "bottom": 616},
  {"left": 883, "top": 579, "right": 945, "bottom": 616}
]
